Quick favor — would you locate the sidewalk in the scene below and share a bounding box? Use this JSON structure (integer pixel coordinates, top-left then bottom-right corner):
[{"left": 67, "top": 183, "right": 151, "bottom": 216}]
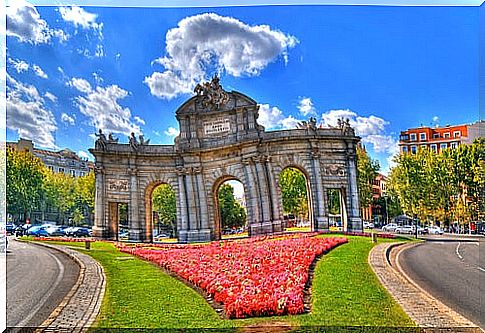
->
[
  {"left": 32, "top": 242, "right": 106, "bottom": 333},
  {"left": 369, "top": 242, "right": 481, "bottom": 333}
]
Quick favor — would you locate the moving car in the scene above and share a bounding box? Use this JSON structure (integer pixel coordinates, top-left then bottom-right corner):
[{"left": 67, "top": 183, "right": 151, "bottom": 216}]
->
[
  {"left": 382, "top": 223, "right": 398, "bottom": 232},
  {"left": 426, "top": 226, "right": 443, "bottom": 235},
  {"left": 395, "top": 225, "right": 413, "bottom": 234}
]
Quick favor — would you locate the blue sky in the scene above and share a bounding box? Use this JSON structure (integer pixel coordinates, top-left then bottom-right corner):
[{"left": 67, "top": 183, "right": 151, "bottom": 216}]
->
[{"left": 5, "top": 1, "right": 480, "bottom": 173}]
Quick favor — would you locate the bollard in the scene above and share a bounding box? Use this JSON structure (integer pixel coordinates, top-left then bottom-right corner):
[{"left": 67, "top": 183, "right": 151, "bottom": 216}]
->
[
  {"left": 371, "top": 232, "right": 377, "bottom": 243},
  {"left": 85, "top": 240, "right": 91, "bottom": 250}
]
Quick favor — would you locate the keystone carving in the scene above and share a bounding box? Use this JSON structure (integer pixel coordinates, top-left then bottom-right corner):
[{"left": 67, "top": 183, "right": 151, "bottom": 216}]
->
[{"left": 322, "top": 164, "right": 346, "bottom": 177}]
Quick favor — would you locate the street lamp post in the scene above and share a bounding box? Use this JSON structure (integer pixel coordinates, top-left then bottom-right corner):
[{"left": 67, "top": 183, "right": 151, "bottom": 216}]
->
[{"left": 383, "top": 194, "right": 389, "bottom": 225}]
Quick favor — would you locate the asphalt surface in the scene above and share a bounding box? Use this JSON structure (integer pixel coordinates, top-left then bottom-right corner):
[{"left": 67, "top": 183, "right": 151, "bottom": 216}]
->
[
  {"left": 399, "top": 236, "right": 484, "bottom": 329},
  {"left": 6, "top": 238, "right": 80, "bottom": 329}
]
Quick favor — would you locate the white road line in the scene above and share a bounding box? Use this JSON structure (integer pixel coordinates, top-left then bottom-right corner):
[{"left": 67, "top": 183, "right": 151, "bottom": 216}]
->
[
  {"left": 479, "top": 267, "right": 485, "bottom": 273},
  {"left": 455, "top": 242, "right": 463, "bottom": 260}
]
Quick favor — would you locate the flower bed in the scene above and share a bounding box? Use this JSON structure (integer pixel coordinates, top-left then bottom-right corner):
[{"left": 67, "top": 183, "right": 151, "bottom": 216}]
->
[{"left": 117, "top": 235, "right": 347, "bottom": 319}]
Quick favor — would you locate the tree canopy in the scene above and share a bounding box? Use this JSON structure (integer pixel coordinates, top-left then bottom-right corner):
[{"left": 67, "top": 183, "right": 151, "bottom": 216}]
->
[{"left": 217, "top": 183, "right": 247, "bottom": 230}]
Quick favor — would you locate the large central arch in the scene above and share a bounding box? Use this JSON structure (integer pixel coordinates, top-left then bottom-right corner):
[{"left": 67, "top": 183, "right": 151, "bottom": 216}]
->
[{"left": 90, "top": 77, "right": 362, "bottom": 243}]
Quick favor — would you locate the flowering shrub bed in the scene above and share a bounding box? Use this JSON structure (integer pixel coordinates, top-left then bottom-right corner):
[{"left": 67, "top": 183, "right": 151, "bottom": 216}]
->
[
  {"left": 33, "top": 236, "right": 96, "bottom": 242},
  {"left": 117, "top": 235, "right": 347, "bottom": 319}
]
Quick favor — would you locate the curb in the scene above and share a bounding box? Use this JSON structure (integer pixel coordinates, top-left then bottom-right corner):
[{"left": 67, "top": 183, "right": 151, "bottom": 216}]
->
[
  {"left": 369, "top": 241, "right": 481, "bottom": 332},
  {"left": 27, "top": 241, "right": 106, "bottom": 332}
]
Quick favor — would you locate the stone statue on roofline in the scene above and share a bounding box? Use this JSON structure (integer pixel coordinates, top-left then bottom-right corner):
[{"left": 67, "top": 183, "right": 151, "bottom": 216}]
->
[
  {"left": 95, "top": 129, "right": 108, "bottom": 151},
  {"left": 108, "top": 133, "right": 119, "bottom": 143}
]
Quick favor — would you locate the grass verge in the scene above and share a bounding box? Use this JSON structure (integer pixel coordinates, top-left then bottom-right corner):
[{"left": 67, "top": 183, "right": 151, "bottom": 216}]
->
[{"left": 29, "top": 235, "right": 414, "bottom": 330}]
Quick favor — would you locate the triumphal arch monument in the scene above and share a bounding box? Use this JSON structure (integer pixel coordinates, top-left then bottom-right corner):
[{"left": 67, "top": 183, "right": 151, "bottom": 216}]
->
[{"left": 90, "top": 77, "right": 362, "bottom": 243}]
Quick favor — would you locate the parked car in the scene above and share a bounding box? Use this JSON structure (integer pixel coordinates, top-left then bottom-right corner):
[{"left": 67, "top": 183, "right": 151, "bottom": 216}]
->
[
  {"left": 26, "top": 226, "right": 49, "bottom": 237},
  {"left": 426, "top": 226, "right": 444, "bottom": 235},
  {"left": 71, "top": 227, "right": 91, "bottom": 237},
  {"left": 395, "top": 225, "right": 414, "bottom": 234},
  {"left": 6, "top": 224, "right": 16, "bottom": 235},
  {"left": 364, "top": 221, "right": 374, "bottom": 229},
  {"left": 45, "top": 226, "right": 66, "bottom": 236},
  {"left": 382, "top": 223, "right": 398, "bottom": 232}
]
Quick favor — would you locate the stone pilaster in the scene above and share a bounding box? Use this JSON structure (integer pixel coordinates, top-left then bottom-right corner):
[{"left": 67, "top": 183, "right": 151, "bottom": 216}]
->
[
  {"left": 347, "top": 149, "right": 362, "bottom": 231},
  {"left": 93, "top": 166, "right": 106, "bottom": 238},
  {"left": 265, "top": 157, "right": 284, "bottom": 233},
  {"left": 243, "top": 157, "right": 260, "bottom": 236},
  {"left": 254, "top": 156, "right": 273, "bottom": 234},
  {"left": 177, "top": 168, "right": 189, "bottom": 242},
  {"left": 128, "top": 168, "right": 144, "bottom": 242},
  {"left": 311, "top": 149, "right": 328, "bottom": 231},
  {"left": 196, "top": 169, "right": 211, "bottom": 241}
]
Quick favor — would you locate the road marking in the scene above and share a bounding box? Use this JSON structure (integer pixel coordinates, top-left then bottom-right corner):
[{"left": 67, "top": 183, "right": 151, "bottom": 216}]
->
[
  {"left": 455, "top": 242, "right": 463, "bottom": 260},
  {"left": 479, "top": 267, "right": 485, "bottom": 273}
]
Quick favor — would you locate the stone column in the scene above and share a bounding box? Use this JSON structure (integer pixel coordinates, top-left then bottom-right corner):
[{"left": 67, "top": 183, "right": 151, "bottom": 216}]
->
[
  {"left": 196, "top": 169, "right": 211, "bottom": 241},
  {"left": 264, "top": 157, "right": 283, "bottom": 233},
  {"left": 128, "top": 168, "right": 143, "bottom": 242},
  {"left": 177, "top": 168, "right": 189, "bottom": 242},
  {"left": 346, "top": 146, "right": 362, "bottom": 231},
  {"left": 93, "top": 166, "right": 106, "bottom": 238},
  {"left": 185, "top": 168, "right": 200, "bottom": 242},
  {"left": 255, "top": 156, "right": 272, "bottom": 234},
  {"left": 243, "top": 157, "right": 260, "bottom": 236},
  {"left": 311, "top": 150, "right": 328, "bottom": 231}
]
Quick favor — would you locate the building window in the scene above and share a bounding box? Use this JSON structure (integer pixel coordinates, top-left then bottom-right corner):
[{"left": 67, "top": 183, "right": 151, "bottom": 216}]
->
[
  {"left": 453, "top": 131, "right": 461, "bottom": 138},
  {"left": 59, "top": 167, "right": 65, "bottom": 173},
  {"left": 450, "top": 142, "right": 458, "bottom": 149},
  {"left": 70, "top": 170, "right": 76, "bottom": 177},
  {"left": 411, "top": 146, "right": 417, "bottom": 154},
  {"left": 48, "top": 165, "right": 54, "bottom": 171},
  {"left": 402, "top": 146, "right": 408, "bottom": 153},
  {"left": 410, "top": 133, "right": 417, "bottom": 141},
  {"left": 444, "top": 132, "right": 450, "bottom": 138},
  {"left": 430, "top": 144, "right": 437, "bottom": 152},
  {"left": 440, "top": 143, "right": 448, "bottom": 150},
  {"left": 421, "top": 145, "right": 427, "bottom": 149},
  {"left": 433, "top": 133, "right": 440, "bottom": 139},
  {"left": 419, "top": 133, "right": 426, "bottom": 141}
]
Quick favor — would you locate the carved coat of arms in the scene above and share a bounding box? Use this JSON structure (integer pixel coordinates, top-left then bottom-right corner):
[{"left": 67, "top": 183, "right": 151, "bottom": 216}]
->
[{"left": 194, "top": 76, "right": 230, "bottom": 111}]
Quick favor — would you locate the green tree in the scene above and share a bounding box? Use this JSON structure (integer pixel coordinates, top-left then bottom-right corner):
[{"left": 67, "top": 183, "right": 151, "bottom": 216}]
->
[
  {"left": 42, "top": 168, "right": 76, "bottom": 224},
  {"left": 152, "top": 184, "right": 177, "bottom": 233},
  {"left": 6, "top": 147, "right": 45, "bottom": 222},
  {"left": 73, "top": 172, "right": 95, "bottom": 224},
  {"left": 357, "top": 146, "right": 380, "bottom": 210},
  {"left": 217, "top": 183, "right": 247, "bottom": 230},
  {"left": 279, "top": 167, "right": 308, "bottom": 219}
]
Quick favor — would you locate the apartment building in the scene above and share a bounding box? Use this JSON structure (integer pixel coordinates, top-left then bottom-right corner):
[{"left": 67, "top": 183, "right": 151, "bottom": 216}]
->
[
  {"left": 7, "top": 138, "right": 94, "bottom": 177},
  {"left": 398, "top": 120, "right": 484, "bottom": 154}
]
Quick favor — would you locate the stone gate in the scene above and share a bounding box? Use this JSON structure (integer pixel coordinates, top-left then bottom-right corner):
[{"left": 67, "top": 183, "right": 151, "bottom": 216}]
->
[{"left": 90, "top": 77, "right": 362, "bottom": 243}]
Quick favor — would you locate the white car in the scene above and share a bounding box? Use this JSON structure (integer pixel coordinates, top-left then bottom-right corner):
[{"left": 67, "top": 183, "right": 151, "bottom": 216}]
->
[
  {"left": 427, "top": 226, "right": 443, "bottom": 235},
  {"left": 395, "top": 225, "right": 414, "bottom": 234},
  {"left": 382, "top": 223, "right": 398, "bottom": 232}
]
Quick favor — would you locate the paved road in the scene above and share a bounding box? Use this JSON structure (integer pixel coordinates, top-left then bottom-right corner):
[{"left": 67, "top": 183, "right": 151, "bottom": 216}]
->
[
  {"left": 399, "top": 237, "right": 484, "bottom": 329},
  {"left": 7, "top": 239, "right": 80, "bottom": 329}
]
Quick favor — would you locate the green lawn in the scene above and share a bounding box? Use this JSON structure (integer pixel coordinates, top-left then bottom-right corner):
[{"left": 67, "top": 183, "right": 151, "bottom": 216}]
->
[{"left": 30, "top": 235, "right": 415, "bottom": 330}]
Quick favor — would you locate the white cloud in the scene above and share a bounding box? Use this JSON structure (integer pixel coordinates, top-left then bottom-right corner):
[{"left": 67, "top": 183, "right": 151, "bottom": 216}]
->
[
  {"left": 44, "top": 91, "right": 57, "bottom": 102},
  {"left": 61, "top": 113, "right": 75, "bottom": 125},
  {"left": 7, "top": 0, "right": 67, "bottom": 44},
  {"left": 297, "top": 97, "right": 317, "bottom": 116},
  {"left": 321, "top": 108, "right": 397, "bottom": 167},
  {"left": 59, "top": 6, "right": 102, "bottom": 33},
  {"left": 164, "top": 127, "right": 180, "bottom": 137},
  {"left": 145, "top": 13, "right": 298, "bottom": 100},
  {"left": 73, "top": 81, "right": 141, "bottom": 136},
  {"left": 134, "top": 116, "right": 145, "bottom": 125},
  {"left": 94, "top": 44, "right": 104, "bottom": 57},
  {"left": 8, "top": 58, "right": 48, "bottom": 79},
  {"left": 78, "top": 150, "right": 90, "bottom": 160},
  {"left": 6, "top": 74, "right": 57, "bottom": 148},
  {"left": 8, "top": 58, "right": 29, "bottom": 73},
  {"left": 68, "top": 77, "right": 92, "bottom": 94},
  {"left": 257, "top": 104, "right": 301, "bottom": 130},
  {"left": 32, "top": 64, "right": 48, "bottom": 79},
  {"left": 432, "top": 116, "right": 439, "bottom": 123},
  {"left": 321, "top": 109, "right": 387, "bottom": 136}
]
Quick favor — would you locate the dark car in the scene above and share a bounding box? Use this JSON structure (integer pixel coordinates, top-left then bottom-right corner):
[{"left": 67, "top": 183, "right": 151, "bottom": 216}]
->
[
  {"left": 45, "top": 226, "right": 66, "bottom": 236},
  {"left": 71, "top": 227, "right": 91, "bottom": 237},
  {"left": 6, "top": 224, "right": 16, "bottom": 235}
]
